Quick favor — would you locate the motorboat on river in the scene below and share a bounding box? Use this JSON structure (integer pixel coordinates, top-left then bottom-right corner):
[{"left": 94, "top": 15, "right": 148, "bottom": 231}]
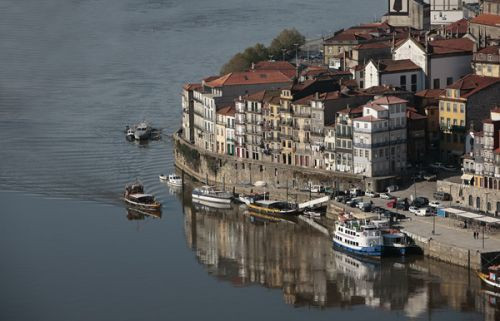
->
[
  {"left": 123, "top": 182, "right": 161, "bottom": 210},
  {"left": 192, "top": 185, "right": 232, "bottom": 205},
  {"left": 134, "top": 122, "right": 152, "bottom": 140},
  {"left": 159, "top": 173, "right": 182, "bottom": 186}
]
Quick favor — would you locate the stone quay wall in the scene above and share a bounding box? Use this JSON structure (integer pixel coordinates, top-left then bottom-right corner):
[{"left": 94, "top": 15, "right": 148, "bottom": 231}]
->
[
  {"left": 403, "top": 230, "right": 483, "bottom": 270},
  {"left": 173, "top": 133, "right": 396, "bottom": 193}
]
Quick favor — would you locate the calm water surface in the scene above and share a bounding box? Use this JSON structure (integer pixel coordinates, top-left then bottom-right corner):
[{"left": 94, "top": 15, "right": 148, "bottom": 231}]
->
[{"left": 0, "top": 0, "right": 497, "bottom": 320}]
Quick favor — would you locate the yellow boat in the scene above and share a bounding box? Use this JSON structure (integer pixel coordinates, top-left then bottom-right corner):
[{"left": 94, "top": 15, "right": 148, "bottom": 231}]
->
[
  {"left": 478, "top": 266, "right": 500, "bottom": 290},
  {"left": 247, "top": 200, "right": 299, "bottom": 216}
]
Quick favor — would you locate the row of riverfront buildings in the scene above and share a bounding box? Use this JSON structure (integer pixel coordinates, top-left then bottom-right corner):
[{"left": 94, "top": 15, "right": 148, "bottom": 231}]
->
[{"left": 180, "top": 0, "right": 500, "bottom": 185}]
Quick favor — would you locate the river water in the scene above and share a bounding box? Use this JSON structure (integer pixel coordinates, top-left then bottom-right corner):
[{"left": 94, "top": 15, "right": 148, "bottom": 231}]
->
[{"left": 0, "top": 0, "right": 497, "bottom": 320}]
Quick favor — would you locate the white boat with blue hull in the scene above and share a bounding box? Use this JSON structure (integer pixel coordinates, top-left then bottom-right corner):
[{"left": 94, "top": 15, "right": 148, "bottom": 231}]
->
[
  {"left": 332, "top": 219, "right": 383, "bottom": 257},
  {"left": 192, "top": 185, "right": 232, "bottom": 205}
]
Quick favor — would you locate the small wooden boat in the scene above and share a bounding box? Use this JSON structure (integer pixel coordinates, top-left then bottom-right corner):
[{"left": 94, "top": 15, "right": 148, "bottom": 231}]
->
[
  {"left": 478, "top": 265, "right": 500, "bottom": 290},
  {"left": 192, "top": 185, "right": 232, "bottom": 204},
  {"left": 247, "top": 200, "right": 300, "bottom": 216},
  {"left": 237, "top": 192, "right": 268, "bottom": 205},
  {"left": 123, "top": 182, "right": 161, "bottom": 210},
  {"left": 167, "top": 174, "right": 182, "bottom": 186},
  {"left": 134, "top": 122, "right": 152, "bottom": 140}
]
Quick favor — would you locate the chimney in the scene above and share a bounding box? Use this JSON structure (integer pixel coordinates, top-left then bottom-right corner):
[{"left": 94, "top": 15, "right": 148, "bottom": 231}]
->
[
  {"left": 315, "top": 92, "right": 319, "bottom": 100},
  {"left": 251, "top": 62, "right": 255, "bottom": 70}
]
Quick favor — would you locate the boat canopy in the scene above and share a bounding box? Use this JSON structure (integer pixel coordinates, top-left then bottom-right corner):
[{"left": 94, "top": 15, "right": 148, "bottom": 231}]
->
[{"left": 129, "top": 193, "right": 155, "bottom": 203}]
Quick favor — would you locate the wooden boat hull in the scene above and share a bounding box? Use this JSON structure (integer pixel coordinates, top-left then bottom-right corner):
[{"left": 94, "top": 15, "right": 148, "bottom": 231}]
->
[
  {"left": 247, "top": 203, "right": 299, "bottom": 216},
  {"left": 478, "top": 272, "right": 500, "bottom": 290},
  {"left": 123, "top": 198, "right": 161, "bottom": 210}
]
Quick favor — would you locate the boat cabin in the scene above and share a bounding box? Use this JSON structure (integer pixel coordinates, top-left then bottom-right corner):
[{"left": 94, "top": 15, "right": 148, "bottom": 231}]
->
[{"left": 128, "top": 193, "right": 156, "bottom": 204}]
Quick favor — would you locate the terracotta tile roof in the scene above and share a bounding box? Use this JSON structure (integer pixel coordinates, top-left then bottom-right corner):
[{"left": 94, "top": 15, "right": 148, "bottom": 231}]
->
[
  {"left": 183, "top": 83, "right": 202, "bottom": 91},
  {"left": 470, "top": 14, "right": 500, "bottom": 27},
  {"left": 372, "top": 95, "right": 408, "bottom": 105},
  {"left": 243, "top": 89, "right": 281, "bottom": 102},
  {"left": 293, "top": 91, "right": 343, "bottom": 105},
  {"left": 254, "top": 61, "right": 296, "bottom": 79},
  {"left": 444, "top": 18, "right": 468, "bottom": 35},
  {"left": 429, "top": 38, "right": 474, "bottom": 55},
  {"left": 495, "top": 147, "right": 500, "bottom": 154},
  {"left": 407, "top": 110, "right": 427, "bottom": 120},
  {"left": 353, "top": 64, "right": 365, "bottom": 71},
  {"left": 373, "top": 59, "right": 421, "bottom": 73},
  {"left": 415, "top": 89, "right": 444, "bottom": 98},
  {"left": 476, "top": 45, "right": 500, "bottom": 55},
  {"left": 447, "top": 74, "right": 500, "bottom": 98},
  {"left": 354, "top": 115, "right": 382, "bottom": 122},
  {"left": 217, "top": 105, "right": 236, "bottom": 116},
  {"left": 338, "top": 105, "right": 364, "bottom": 115},
  {"left": 354, "top": 41, "right": 391, "bottom": 50},
  {"left": 206, "top": 70, "right": 292, "bottom": 87}
]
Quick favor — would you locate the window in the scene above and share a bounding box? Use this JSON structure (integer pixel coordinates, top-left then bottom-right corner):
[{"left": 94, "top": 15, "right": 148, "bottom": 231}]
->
[
  {"left": 460, "top": 104, "right": 465, "bottom": 113},
  {"left": 446, "top": 103, "right": 450, "bottom": 112},
  {"left": 487, "top": 65, "right": 492, "bottom": 73},
  {"left": 433, "top": 78, "right": 440, "bottom": 89},
  {"left": 469, "top": 195, "right": 473, "bottom": 206},
  {"left": 477, "top": 64, "right": 482, "bottom": 71},
  {"left": 411, "top": 74, "right": 417, "bottom": 91},
  {"left": 453, "top": 103, "right": 457, "bottom": 112},
  {"left": 476, "top": 197, "right": 481, "bottom": 209},
  {"left": 446, "top": 77, "right": 453, "bottom": 86},
  {"left": 440, "top": 102, "right": 444, "bottom": 111},
  {"left": 400, "top": 75, "right": 406, "bottom": 91}
]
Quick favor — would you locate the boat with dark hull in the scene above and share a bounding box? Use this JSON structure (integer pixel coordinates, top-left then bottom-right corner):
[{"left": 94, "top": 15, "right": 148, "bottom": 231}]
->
[
  {"left": 478, "top": 265, "right": 500, "bottom": 290},
  {"left": 123, "top": 182, "right": 161, "bottom": 210}
]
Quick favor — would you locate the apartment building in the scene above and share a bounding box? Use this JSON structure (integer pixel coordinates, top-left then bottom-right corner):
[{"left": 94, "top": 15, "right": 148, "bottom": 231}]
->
[
  {"left": 353, "top": 96, "right": 408, "bottom": 177},
  {"left": 473, "top": 45, "right": 500, "bottom": 77}
]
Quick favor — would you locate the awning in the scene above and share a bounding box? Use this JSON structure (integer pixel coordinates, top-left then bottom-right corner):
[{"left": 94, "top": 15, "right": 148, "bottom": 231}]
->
[
  {"left": 475, "top": 216, "right": 500, "bottom": 224},
  {"left": 461, "top": 174, "right": 473, "bottom": 180},
  {"left": 443, "top": 208, "right": 466, "bottom": 215},
  {"left": 456, "top": 212, "right": 483, "bottom": 219}
]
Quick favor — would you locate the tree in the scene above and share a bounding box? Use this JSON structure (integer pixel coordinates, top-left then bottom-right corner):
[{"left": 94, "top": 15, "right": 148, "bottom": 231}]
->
[
  {"left": 268, "top": 28, "right": 305, "bottom": 60},
  {"left": 219, "top": 29, "right": 305, "bottom": 74}
]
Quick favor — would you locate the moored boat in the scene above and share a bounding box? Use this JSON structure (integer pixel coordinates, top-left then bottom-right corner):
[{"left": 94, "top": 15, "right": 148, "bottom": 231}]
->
[
  {"left": 247, "top": 200, "right": 300, "bottom": 216},
  {"left": 332, "top": 219, "right": 383, "bottom": 257},
  {"left": 159, "top": 173, "right": 182, "bottom": 186},
  {"left": 237, "top": 192, "right": 268, "bottom": 205},
  {"left": 123, "top": 182, "right": 161, "bottom": 210},
  {"left": 478, "top": 265, "right": 500, "bottom": 290},
  {"left": 382, "top": 229, "right": 419, "bottom": 256},
  {"left": 192, "top": 185, "right": 232, "bottom": 204},
  {"left": 134, "top": 122, "right": 151, "bottom": 140}
]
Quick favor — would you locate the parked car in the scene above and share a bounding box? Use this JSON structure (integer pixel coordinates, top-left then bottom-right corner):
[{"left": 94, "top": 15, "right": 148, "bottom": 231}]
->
[
  {"left": 433, "top": 191, "right": 451, "bottom": 201},
  {"left": 396, "top": 201, "right": 409, "bottom": 211},
  {"left": 430, "top": 162, "right": 443, "bottom": 169},
  {"left": 365, "top": 191, "right": 379, "bottom": 198},
  {"left": 386, "top": 185, "right": 399, "bottom": 192},
  {"left": 350, "top": 188, "right": 364, "bottom": 197},
  {"left": 443, "top": 164, "right": 457, "bottom": 172},
  {"left": 387, "top": 200, "right": 397, "bottom": 208},
  {"left": 334, "top": 195, "right": 345, "bottom": 202},
  {"left": 310, "top": 185, "right": 324, "bottom": 193},
  {"left": 415, "top": 207, "right": 431, "bottom": 216},
  {"left": 409, "top": 206, "right": 420, "bottom": 214},
  {"left": 358, "top": 202, "right": 372, "bottom": 212},
  {"left": 346, "top": 198, "right": 361, "bottom": 207},
  {"left": 411, "top": 196, "right": 429, "bottom": 207},
  {"left": 423, "top": 174, "right": 437, "bottom": 181},
  {"left": 371, "top": 206, "right": 385, "bottom": 214},
  {"left": 429, "top": 201, "right": 441, "bottom": 208},
  {"left": 380, "top": 193, "right": 394, "bottom": 200}
]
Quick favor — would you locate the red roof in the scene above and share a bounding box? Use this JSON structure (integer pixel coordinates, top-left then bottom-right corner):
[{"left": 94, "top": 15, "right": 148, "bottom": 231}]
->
[
  {"left": 429, "top": 38, "right": 474, "bottom": 55},
  {"left": 355, "top": 41, "right": 391, "bottom": 50},
  {"left": 216, "top": 105, "right": 235, "bottom": 116},
  {"left": 183, "top": 83, "right": 202, "bottom": 91},
  {"left": 293, "top": 91, "right": 343, "bottom": 105},
  {"left": 338, "top": 105, "right": 364, "bottom": 115},
  {"left": 444, "top": 18, "right": 468, "bottom": 35},
  {"left": 470, "top": 14, "right": 500, "bottom": 27},
  {"left": 371, "top": 59, "right": 421, "bottom": 73},
  {"left": 477, "top": 45, "right": 500, "bottom": 55},
  {"left": 447, "top": 74, "right": 500, "bottom": 98},
  {"left": 254, "top": 61, "right": 296, "bottom": 79},
  {"left": 372, "top": 96, "right": 408, "bottom": 105},
  {"left": 354, "top": 115, "right": 382, "bottom": 122},
  {"left": 206, "top": 70, "right": 292, "bottom": 87},
  {"left": 415, "top": 89, "right": 444, "bottom": 98},
  {"left": 407, "top": 110, "right": 427, "bottom": 120},
  {"left": 243, "top": 89, "right": 280, "bottom": 102}
]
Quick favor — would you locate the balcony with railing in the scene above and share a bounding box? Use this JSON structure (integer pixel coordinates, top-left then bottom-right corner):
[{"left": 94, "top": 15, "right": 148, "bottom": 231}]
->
[{"left": 440, "top": 124, "right": 466, "bottom": 133}]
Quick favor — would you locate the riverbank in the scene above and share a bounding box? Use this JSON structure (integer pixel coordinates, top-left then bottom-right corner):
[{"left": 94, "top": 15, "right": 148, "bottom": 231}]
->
[{"left": 174, "top": 133, "right": 500, "bottom": 270}]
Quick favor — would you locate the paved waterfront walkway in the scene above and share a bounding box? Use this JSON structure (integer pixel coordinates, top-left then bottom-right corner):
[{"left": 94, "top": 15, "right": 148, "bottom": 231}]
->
[{"left": 399, "top": 215, "right": 500, "bottom": 253}]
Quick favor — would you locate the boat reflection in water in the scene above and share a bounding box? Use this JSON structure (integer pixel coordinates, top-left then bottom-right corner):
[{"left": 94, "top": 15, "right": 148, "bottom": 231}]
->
[{"left": 182, "top": 201, "right": 499, "bottom": 319}]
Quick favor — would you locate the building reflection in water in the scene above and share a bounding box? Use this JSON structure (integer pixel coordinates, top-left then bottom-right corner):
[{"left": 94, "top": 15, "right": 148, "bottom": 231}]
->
[{"left": 181, "top": 198, "right": 498, "bottom": 319}]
